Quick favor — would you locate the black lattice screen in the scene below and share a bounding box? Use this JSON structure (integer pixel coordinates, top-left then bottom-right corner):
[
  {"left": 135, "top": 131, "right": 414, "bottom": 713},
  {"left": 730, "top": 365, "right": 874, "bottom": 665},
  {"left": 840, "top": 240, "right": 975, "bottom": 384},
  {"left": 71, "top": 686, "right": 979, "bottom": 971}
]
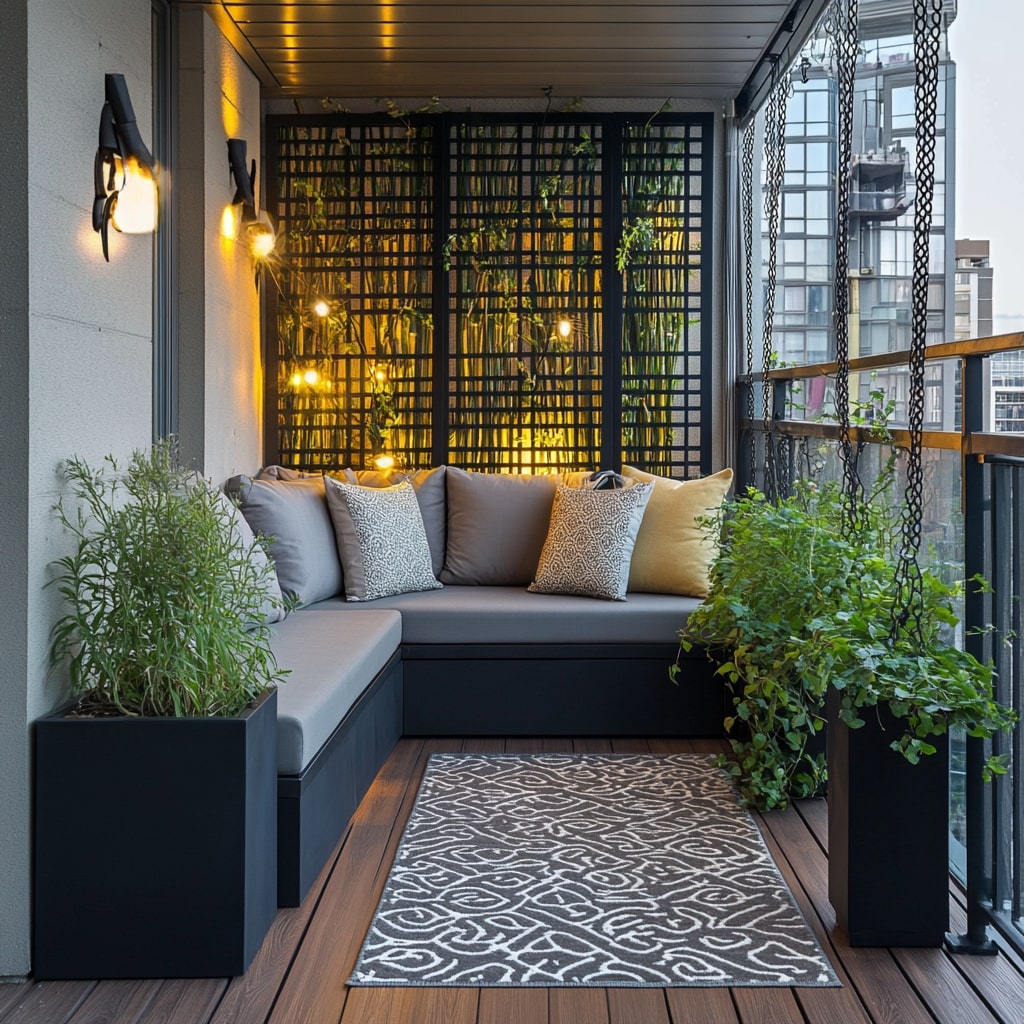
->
[
  {"left": 446, "top": 120, "right": 603, "bottom": 472},
  {"left": 620, "top": 119, "right": 708, "bottom": 475},
  {"left": 266, "top": 113, "right": 712, "bottom": 477},
  {"left": 271, "top": 122, "right": 436, "bottom": 469}
]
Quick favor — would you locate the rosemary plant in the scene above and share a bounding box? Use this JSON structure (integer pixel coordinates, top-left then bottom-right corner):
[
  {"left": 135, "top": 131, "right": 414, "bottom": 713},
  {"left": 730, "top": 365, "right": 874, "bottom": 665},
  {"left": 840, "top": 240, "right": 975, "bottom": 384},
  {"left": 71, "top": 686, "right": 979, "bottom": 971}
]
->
[{"left": 49, "top": 441, "right": 287, "bottom": 717}]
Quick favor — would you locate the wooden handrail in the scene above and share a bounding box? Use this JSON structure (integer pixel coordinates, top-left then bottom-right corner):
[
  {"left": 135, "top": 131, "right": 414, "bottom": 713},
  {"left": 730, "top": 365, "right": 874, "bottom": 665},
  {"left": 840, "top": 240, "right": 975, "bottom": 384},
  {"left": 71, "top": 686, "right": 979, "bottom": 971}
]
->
[{"left": 740, "top": 332, "right": 1024, "bottom": 383}]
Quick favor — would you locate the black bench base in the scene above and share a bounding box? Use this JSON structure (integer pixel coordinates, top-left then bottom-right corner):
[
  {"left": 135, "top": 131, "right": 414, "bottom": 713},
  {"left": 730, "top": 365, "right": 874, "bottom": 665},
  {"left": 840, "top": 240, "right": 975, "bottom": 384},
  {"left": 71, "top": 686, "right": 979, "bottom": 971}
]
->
[
  {"left": 277, "top": 642, "right": 724, "bottom": 907},
  {"left": 276, "top": 651, "right": 403, "bottom": 907},
  {"left": 401, "top": 643, "right": 724, "bottom": 736}
]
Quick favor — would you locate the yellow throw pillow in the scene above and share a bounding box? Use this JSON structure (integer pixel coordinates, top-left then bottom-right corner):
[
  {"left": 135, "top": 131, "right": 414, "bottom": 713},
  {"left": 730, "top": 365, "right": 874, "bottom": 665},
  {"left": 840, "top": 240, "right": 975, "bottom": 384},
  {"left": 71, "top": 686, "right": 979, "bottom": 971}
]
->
[{"left": 621, "top": 466, "right": 734, "bottom": 597}]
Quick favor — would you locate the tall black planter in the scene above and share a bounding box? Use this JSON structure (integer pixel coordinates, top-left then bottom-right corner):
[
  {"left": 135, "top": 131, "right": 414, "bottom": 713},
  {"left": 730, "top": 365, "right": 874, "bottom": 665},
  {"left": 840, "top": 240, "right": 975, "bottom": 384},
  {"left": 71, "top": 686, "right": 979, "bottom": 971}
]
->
[
  {"left": 34, "top": 689, "right": 278, "bottom": 979},
  {"left": 827, "top": 687, "right": 950, "bottom": 947}
]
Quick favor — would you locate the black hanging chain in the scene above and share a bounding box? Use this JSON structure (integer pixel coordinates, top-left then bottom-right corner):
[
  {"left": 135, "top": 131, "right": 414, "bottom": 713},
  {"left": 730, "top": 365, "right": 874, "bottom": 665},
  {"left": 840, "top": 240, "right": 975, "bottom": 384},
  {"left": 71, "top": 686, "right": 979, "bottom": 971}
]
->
[
  {"left": 741, "top": 121, "right": 756, "bottom": 472},
  {"left": 761, "top": 70, "right": 789, "bottom": 502},
  {"left": 829, "top": 0, "right": 863, "bottom": 523},
  {"left": 892, "top": 0, "right": 942, "bottom": 644}
]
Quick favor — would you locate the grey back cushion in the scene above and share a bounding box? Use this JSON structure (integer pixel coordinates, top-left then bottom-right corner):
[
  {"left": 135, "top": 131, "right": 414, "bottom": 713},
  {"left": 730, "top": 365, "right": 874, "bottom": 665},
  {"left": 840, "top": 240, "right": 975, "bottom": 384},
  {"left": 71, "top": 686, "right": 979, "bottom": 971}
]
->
[
  {"left": 226, "top": 474, "right": 343, "bottom": 606},
  {"left": 212, "top": 486, "right": 286, "bottom": 624},
  {"left": 440, "top": 467, "right": 558, "bottom": 585}
]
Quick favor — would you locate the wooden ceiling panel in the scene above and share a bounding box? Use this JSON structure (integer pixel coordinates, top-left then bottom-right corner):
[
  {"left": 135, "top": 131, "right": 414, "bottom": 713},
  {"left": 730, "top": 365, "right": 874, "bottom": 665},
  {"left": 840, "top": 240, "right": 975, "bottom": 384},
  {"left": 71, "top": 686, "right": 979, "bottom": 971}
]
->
[{"left": 189, "top": 0, "right": 822, "bottom": 103}]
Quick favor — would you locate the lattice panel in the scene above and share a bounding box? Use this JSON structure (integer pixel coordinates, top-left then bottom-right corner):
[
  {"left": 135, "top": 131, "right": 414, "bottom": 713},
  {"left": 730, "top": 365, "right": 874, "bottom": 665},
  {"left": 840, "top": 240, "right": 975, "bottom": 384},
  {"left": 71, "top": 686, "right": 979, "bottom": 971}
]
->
[
  {"left": 268, "top": 114, "right": 712, "bottom": 477},
  {"left": 273, "top": 122, "right": 435, "bottom": 470},
  {"left": 620, "top": 120, "right": 708, "bottom": 477},
  {"left": 445, "top": 120, "right": 604, "bottom": 473}
]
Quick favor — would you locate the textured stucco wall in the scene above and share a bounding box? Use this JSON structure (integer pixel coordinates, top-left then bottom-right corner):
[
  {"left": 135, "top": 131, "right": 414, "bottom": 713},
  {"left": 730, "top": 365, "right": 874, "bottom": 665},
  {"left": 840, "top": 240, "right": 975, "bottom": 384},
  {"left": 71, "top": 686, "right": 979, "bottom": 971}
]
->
[
  {"left": 201, "top": 14, "right": 264, "bottom": 483},
  {"left": 0, "top": 0, "right": 155, "bottom": 980},
  {"left": 0, "top": 1, "right": 263, "bottom": 978},
  {"left": 177, "top": 9, "right": 263, "bottom": 483}
]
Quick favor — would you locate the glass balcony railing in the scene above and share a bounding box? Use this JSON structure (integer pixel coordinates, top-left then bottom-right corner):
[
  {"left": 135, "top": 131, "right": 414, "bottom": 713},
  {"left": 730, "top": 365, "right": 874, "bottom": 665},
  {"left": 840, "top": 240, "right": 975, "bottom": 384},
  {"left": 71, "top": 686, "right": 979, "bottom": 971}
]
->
[{"left": 737, "top": 332, "right": 1024, "bottom": 957}]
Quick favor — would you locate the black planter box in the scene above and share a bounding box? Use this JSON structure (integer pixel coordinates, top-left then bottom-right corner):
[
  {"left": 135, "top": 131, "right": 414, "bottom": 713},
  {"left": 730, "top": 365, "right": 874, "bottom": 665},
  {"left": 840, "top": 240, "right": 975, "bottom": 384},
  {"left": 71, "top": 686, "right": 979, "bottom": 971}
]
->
[
  {"left": 34, "top": 689, "right": 278, "bottom": 978},
  {"left": 827, "top": 688, "right": 950, "bottom": 946}
]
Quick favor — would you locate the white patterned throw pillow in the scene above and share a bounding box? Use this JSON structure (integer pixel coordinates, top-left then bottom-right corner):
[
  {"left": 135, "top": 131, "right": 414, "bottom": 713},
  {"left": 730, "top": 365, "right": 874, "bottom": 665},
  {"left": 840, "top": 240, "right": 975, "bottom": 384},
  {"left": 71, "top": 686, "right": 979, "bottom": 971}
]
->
[
  {"left": 324, "top": 478, "right": 442, "bottom": 602},
  {"left": 528, "top": 481, "right": 654, "bottom": 601}
]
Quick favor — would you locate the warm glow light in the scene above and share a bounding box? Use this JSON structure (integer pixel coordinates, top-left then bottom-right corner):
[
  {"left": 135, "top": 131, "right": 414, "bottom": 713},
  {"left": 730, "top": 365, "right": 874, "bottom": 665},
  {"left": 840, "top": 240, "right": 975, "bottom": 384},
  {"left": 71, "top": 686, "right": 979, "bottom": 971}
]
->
[
  {"left": 247, "top": 218, "right": 276, "bottom": 259},
  {"left": 303, "top": 369, "right": 320, "bottom": 385},
  {"left": 557, "top": 318, "right": 572, "bottom": 339},
  {"left": 290, "top": 372, "right": 303, "bottom": 387},
  {"left": 110, "top": 157, "right": 158, "bottom": 234},
  {"left": 313, "top": 298, "right": 330, "bottom": 317},
  {"left": 374, "top": 368, "right": 387, "bottom": 383},
  {"left": 220, "top": 205, "right": 240, "bottom": 240},
  {"left": 374, "top": 454, "right": 395, "bottom": 470}
]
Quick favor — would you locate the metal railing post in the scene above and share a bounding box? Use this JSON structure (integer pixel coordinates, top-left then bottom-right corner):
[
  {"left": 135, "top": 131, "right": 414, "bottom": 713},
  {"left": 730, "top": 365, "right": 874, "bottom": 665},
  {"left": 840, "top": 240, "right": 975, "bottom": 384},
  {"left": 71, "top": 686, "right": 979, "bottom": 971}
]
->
[{"left": 945, "top": 350, "right": 998, "bottom": 955}]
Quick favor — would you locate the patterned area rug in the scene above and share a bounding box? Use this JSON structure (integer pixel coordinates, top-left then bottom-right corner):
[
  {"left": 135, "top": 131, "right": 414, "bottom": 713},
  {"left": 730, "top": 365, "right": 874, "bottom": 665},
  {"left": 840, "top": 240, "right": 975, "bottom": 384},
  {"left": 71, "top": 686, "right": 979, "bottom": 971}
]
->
[{"left": 349, "top": 752, "right": 839, "bottom": 988}]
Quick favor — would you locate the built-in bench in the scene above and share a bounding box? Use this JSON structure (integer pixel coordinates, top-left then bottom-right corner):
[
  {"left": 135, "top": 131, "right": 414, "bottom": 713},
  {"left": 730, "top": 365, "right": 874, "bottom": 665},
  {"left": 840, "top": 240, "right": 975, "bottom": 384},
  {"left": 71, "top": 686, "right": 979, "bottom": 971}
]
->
[
  {"left": 268, "top": 588, "right": 721, "bottom": 906},
  {"left": 230, "top": 463, "right": 733, "bottom": 907}
]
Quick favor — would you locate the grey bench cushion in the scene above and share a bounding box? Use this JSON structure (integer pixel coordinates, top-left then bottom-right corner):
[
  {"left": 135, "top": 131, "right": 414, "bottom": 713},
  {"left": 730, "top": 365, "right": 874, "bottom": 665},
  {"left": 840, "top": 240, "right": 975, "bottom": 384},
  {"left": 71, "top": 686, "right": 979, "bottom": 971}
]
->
[
  {"left": 307, "top": 586, "right": 698, "bottom": 645},
  {"left": 270, "top": 609, "right": 402, "bottom": 775}
]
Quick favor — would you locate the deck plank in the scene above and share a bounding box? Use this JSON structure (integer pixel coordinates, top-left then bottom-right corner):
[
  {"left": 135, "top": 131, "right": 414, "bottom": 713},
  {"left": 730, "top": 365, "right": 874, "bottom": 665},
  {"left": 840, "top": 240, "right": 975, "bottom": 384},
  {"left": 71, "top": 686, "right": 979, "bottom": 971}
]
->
[
  {"left": 343, "top": 986, "right": 478, "bottom": 1024},
  {"left": 549, "top": 988, "right": 609, "bottom": 1023},
  {"left": 0, "top": 985, "right": 35, "bottom": 1018},
  {"left": 478, "top": 986, "right": 548, "bottom": 1023},
  {"left": 893, "top": 949, "right": 1002, "bottom": 1024},
  {"left": 571, "top": 737, "right": 614, "bottom": 753},
  {"left": 607, "top": 987, "right": 669, "bottom": 1023},
  {"left": 946, "top": 895, "right": 1024, "bottom": 1021},
  {"left": 0, "top": 981, "right": 94, "bottom": 1024},
  {"left": 665, "top": 987, "right": 740, "bottom": 1023},
  {"left": 64, "top": 980, "right": 162, "bottom": 1024},
  {"left": 731, "top": 987, "right": 805, "bottom": 1023},
  {"left": 270, "top": 737, "right": 426, "bottom": 1024},
  {"left": 128, "top": 980, "right": 226, "bottom": 1024}
]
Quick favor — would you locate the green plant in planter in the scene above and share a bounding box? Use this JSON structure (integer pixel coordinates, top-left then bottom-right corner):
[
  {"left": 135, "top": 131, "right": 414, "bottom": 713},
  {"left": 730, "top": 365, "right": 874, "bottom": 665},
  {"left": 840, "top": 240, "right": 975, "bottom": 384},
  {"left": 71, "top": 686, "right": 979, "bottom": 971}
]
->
[
  {"left": 675, "top": 478, "right": 857, "bottom": 809},
  {"left": 677, "top": 469, "right": 1015, "bottom": 811},
  {"left": 49, "top": 440, "right": 287, "bottom": 717}
]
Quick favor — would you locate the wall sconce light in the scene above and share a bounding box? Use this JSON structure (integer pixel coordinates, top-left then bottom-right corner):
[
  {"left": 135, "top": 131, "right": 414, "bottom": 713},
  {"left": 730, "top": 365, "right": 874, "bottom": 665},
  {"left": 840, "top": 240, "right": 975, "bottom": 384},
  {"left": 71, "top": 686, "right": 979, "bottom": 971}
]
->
[
  {"left": 227, "top": 137, "right": 276, "bottom": 261},
  {"left": 93, "top": 73, "right": 158, "bottom": 261}
]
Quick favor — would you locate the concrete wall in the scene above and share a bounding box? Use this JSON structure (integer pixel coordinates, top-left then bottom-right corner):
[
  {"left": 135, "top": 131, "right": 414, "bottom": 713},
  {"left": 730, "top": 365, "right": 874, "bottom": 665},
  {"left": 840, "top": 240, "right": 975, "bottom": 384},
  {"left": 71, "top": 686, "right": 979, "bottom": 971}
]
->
[
  {"left": 0, "top": 0, "right": 155, "bottom": 980},
  {"left": 177, "top": 10, "right": 263, "bottom": 483},
  {"left": 0, "top": 0, "right": 262, "bottom": 979}
]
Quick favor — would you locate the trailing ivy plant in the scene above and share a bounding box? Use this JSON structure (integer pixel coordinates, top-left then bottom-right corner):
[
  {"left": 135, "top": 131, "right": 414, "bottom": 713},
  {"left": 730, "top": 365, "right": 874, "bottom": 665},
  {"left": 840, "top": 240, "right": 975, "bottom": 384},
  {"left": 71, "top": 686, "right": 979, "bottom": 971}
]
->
[
  {"left": 49, "top": 440, "right": 287, "bottom": 718},
  {"left": 675, "top": 465, "right": 1015, "bottom": 811}
]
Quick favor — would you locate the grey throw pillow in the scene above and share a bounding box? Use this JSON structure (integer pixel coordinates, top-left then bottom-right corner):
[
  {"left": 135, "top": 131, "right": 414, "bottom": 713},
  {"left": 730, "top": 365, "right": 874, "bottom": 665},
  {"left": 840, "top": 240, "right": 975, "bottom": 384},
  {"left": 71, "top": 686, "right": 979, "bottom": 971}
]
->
[
  {"left": 226, "top": 474, "right": 343, "bottom": 607},
  {"left": 345, "top": 465, "right": 447, "bottom": 576},
  {"left": 324, "top": 478, "right": 442, "bottom": 602},
  {"left": 529, "top": 482, "right": 654, "bottom": 600},
  {"left": 440, "top": 467, "right": 559, "bottom": 585}
]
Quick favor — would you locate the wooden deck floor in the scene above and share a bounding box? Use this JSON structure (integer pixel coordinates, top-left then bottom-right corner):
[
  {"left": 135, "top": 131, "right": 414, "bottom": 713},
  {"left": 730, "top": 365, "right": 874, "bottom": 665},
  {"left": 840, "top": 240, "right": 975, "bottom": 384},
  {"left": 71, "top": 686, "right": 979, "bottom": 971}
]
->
[{"left": 4, "top": 736, "right": 1024, "bottom": 1024}]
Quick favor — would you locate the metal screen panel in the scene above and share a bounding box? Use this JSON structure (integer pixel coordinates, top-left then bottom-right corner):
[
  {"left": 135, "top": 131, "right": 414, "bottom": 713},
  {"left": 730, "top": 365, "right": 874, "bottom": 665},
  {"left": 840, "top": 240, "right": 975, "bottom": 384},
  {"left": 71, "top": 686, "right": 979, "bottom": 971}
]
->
[
  {"left": 445, "top": 120, "right": 603, "bottom": 473},
  {"left": 272, "top": 122, "right": 435, "bottom": 470},
  {"left": 620, "top": 119, "right": 708, "bottom": 476},
  {"left": 267, "top": 113, "right": 711, "bottom": 477}
]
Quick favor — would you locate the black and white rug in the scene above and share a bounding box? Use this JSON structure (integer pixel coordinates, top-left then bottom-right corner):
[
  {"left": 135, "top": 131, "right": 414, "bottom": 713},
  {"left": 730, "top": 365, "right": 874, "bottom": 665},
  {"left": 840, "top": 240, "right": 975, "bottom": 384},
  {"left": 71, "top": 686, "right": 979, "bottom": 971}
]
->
[{"left": 349, "top": 752, "right": 839, "bottom": 988}]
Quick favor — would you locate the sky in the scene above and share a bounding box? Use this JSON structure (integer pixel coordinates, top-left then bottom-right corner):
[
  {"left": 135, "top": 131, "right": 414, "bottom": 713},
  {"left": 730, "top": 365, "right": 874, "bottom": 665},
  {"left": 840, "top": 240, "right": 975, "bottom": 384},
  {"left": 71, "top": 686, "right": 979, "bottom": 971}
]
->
[{"left": 949, "top": 0, "right": 1024, "bottom": 332}]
